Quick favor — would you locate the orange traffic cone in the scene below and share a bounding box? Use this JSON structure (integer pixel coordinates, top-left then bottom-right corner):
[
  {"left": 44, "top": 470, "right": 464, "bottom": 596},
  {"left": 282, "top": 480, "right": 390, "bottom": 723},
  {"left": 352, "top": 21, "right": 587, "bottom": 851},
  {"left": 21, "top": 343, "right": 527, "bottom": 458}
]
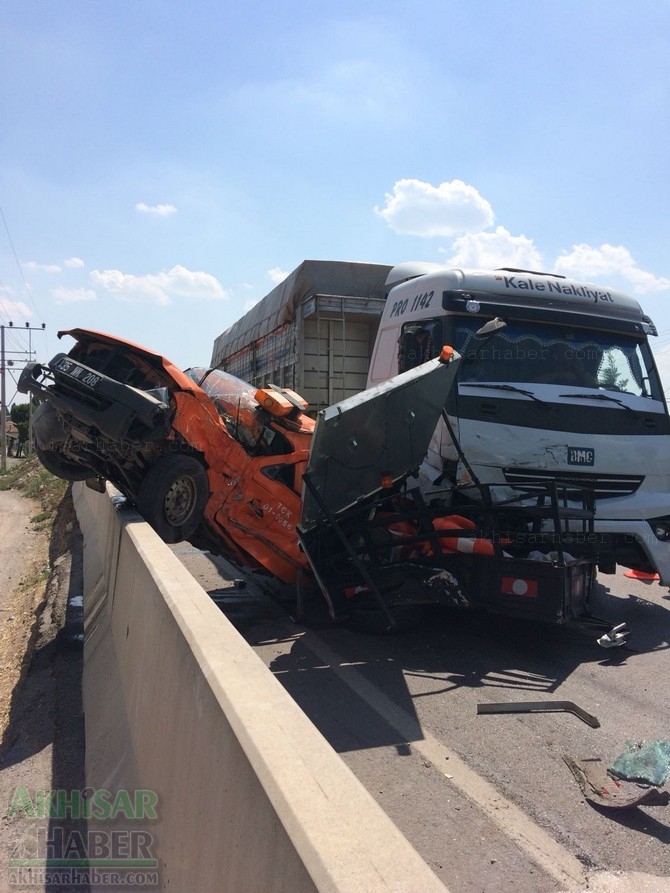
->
[
  {"left": 431, "top": 514, "right": 495, "bottom": 556},
  {"left": 623, "top": 568, "right": 660, "bottom": 581}
]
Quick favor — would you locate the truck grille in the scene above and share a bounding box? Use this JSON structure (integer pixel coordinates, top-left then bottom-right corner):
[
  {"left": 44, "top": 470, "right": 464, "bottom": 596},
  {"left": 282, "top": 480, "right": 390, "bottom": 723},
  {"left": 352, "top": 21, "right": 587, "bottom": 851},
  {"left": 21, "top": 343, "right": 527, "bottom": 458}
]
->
[{"left": 502, "top": 468, "right": 643, "bottom": 500}]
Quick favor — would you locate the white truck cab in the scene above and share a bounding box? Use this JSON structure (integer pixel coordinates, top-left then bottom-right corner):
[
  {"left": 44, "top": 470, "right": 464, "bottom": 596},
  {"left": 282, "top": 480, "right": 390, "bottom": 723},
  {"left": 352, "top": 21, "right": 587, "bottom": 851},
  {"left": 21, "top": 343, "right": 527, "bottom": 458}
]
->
[{"left": 368, "top": 266, "right": 670, "bottom": 583}]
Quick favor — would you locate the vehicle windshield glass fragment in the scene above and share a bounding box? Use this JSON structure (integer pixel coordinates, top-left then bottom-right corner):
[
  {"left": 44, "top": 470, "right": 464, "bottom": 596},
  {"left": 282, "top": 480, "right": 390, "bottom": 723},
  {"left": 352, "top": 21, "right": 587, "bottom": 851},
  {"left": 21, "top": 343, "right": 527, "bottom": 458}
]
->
[
  {"left": 185, "top": 367, "right": 271, "bottom": 452},
  {"left": 452, "top": 318, "right": 663, "bottom": 399},
  {"left": 609, "top": 740, "right": 670, "bottom": 787}
]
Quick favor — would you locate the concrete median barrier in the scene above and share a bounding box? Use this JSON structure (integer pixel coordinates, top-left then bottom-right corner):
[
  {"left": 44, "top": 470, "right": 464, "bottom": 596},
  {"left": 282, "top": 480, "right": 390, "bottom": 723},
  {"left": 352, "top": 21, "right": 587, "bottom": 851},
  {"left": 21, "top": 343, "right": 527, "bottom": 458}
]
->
[{"left": 73, "top": 482, "right": 449, "bottom": 893}]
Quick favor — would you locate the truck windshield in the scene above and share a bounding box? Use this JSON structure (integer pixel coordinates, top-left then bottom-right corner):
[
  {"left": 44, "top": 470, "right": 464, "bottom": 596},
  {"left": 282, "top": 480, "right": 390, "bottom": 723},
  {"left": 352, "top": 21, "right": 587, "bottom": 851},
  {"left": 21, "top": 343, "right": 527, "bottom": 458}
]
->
[{"left": 451, "top": 317, "right": 663, "bottom": 400}]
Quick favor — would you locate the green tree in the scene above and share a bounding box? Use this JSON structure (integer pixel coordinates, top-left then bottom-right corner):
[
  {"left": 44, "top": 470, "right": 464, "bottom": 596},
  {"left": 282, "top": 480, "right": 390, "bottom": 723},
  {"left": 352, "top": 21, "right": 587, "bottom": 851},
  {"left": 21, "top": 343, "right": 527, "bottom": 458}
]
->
[
  {"left": 599, "top": 353, "right": 629, "bottom": 392},
  {"left": 10, "top": 403, "right": 30, "bottom": 444}
]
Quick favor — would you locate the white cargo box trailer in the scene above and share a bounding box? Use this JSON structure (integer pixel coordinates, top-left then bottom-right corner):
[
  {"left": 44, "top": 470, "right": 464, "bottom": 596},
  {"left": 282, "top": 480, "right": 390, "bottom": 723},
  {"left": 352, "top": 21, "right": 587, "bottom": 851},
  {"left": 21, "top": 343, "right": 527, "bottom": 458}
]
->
[{"left": 211, "top": 260, "right": 392, "bottom": 412}]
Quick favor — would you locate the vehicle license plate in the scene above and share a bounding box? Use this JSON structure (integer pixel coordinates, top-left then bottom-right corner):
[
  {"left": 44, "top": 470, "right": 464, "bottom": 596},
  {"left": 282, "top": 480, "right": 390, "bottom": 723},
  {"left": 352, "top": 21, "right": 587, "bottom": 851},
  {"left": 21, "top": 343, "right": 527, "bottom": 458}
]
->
[{"left": 54, "top": 356, "right": 103, "bottom": 390}]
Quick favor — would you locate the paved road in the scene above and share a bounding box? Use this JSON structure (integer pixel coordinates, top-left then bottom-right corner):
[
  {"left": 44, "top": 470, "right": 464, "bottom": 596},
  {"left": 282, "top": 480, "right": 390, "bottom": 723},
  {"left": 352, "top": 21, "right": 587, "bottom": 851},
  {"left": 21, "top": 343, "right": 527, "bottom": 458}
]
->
[{"left": 175, "top": 544, "right": 670, "bottom": 893}]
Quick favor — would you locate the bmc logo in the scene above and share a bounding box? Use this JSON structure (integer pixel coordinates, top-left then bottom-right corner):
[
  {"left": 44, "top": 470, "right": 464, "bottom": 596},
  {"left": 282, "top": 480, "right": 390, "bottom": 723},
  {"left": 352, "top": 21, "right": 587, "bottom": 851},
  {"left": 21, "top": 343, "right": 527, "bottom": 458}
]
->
[{"left": 567, "top": 447, "right": 594, "bottom": 466}]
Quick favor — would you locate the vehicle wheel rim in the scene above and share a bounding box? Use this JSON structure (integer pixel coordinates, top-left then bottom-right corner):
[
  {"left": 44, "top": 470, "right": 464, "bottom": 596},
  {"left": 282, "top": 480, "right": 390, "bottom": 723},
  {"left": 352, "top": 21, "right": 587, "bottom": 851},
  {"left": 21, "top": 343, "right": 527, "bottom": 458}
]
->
[{"left": 164, "top": 476, "right": 197, "bottom": 526}]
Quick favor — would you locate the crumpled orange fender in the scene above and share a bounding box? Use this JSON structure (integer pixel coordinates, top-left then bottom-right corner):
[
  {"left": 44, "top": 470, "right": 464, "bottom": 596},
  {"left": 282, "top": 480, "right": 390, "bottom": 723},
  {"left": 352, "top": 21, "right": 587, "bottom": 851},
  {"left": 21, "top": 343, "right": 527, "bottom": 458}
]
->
[{"left": 170, "top": 390, "right": 241, "bottom": 471}]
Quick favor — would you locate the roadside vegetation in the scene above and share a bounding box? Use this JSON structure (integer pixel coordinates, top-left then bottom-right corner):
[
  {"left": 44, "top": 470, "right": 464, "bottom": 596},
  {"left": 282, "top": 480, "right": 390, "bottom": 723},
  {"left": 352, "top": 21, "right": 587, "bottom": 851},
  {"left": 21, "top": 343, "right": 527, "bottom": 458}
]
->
[{"left": 0, "top": 456, "right": 68, "bottom": 528}]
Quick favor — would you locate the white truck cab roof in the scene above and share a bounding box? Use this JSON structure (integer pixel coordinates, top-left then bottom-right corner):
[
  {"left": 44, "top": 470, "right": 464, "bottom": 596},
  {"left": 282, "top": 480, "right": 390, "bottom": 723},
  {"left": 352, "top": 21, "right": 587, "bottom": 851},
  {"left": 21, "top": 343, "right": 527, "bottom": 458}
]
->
[{"left": 383, "top": 265, "right": 652, "bottom": 330}]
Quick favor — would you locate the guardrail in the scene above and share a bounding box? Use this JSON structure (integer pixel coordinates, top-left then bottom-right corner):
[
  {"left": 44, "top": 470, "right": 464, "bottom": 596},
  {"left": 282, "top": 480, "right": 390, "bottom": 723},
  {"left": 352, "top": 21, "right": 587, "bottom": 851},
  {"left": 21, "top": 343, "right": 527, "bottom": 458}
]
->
[{"left": 73, "top": 481, "right": 449, "bottom": 892}]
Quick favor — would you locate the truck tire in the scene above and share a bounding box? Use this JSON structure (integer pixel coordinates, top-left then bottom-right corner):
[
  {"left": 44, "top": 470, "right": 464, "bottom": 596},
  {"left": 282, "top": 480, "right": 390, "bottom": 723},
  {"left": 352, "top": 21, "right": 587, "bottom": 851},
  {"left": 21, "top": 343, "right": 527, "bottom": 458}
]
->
[
  {"left": 137, "top": 454, "right": 209, "bottom": 544},
  {"left": 35, "top": 442, "right": 92, "bottom": 481}
]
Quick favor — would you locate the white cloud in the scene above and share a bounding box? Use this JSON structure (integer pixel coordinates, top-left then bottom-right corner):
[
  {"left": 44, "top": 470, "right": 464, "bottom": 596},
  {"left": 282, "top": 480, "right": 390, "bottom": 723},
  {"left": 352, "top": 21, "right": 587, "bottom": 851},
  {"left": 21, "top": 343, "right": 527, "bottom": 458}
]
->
[
  {"left": 51, "top": 287, "right": 96, "bottom": 304},
  {"left": 0, "top": 297, "right": 32, "bottom": 319},
  {"left": 375, "top": 179, "right": 495, "bottom": 237},
  {"left": 235, "top": 42, "right": 410, "bottom": 129},
  {"left": 375, "top": 178, "right": 669, "bottom": 297},
  {"left": 554, "top": 243, "right": 670, "bottom": 294},
  {"left": 90, "top": 265, "right": 229, "bottom": 305},
  {"left": 135, "top": 202, "right": 178, "bottom": 217},
  {"left": 287, "top": 58, "right": 406, "bottom": 123},
  {"left": 444, "top": 226, "right": 543, "bottom": 270},
  {"left": 24, "top": 261, "right": 61, "bottom": 273},
  {"left": 267, "top": 267, "right": 289, "bottom": 285},
  {"left": 64, "top": 257, "right": 85, "bottom": 268}
]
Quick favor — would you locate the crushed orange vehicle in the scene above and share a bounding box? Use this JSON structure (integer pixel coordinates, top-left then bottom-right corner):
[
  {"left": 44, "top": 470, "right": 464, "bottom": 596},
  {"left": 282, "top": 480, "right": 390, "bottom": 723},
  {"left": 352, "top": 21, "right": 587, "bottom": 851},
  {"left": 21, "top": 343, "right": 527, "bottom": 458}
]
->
[
  {"left": 18, "top": 328, "right": 318, "bottom": 582},
  {"left": 18, "top": 329, "right": 461, "bottom": 589}
]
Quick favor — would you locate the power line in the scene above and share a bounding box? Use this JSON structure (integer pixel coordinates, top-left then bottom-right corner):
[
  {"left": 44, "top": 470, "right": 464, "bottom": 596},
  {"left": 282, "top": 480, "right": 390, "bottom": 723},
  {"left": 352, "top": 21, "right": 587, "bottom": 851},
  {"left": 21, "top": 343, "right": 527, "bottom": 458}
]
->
[{"left": 0, "top": 203, "right": 45, "bottom": 323}]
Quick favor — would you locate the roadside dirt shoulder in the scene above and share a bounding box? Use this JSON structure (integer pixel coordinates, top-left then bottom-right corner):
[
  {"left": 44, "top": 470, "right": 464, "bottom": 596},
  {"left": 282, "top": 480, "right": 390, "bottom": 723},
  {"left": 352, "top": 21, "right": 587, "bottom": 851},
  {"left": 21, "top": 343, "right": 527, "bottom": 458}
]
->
[
  {"left": 0, "top": 471, "right": 85, "bottom": 893},
  {"left": 0, "top": 488, "right": 51, "bottom": 735}
]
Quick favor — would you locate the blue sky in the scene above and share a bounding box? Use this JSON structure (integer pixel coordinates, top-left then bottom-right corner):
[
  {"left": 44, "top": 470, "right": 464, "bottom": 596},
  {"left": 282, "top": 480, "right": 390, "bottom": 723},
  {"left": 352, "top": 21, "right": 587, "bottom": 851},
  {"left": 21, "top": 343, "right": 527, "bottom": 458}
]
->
[{"left": 2, "top": 0, "right": 670, "bottom": 403}]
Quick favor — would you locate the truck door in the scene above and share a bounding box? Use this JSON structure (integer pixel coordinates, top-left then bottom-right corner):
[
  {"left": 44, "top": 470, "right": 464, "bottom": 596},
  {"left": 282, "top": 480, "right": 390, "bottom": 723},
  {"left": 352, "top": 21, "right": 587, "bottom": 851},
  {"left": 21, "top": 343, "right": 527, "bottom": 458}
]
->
[{"left": 398, "top": 319, "right": 445, "bottom": 372}]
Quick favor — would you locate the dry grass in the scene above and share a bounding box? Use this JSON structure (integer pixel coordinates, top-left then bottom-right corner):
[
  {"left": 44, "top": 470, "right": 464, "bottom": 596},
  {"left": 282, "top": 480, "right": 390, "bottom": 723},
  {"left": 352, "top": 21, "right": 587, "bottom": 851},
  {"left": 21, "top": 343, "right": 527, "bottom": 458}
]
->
[{"left": 0, "top": 457, "right": 68, "bottom": 521}]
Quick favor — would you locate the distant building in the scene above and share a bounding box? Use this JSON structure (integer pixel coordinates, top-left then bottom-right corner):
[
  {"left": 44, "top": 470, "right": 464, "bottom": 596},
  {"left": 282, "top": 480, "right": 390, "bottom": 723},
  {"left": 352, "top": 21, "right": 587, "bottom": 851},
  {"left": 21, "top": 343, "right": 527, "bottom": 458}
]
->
[{"left": 4, "top": 418, "right": 20, "bottom": 456}]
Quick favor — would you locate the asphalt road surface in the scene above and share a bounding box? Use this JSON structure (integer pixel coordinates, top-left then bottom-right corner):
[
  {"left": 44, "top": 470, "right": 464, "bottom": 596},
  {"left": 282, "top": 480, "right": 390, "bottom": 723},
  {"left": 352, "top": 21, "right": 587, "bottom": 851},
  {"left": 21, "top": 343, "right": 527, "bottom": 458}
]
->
[{"left": 175, "top": 544, "right": 670, "bottom": 893}]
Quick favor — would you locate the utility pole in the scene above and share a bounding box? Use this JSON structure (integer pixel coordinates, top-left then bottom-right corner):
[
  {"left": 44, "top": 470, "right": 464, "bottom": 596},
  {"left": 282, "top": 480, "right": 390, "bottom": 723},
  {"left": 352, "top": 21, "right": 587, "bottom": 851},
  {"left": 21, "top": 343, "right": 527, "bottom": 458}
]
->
[
  {"left": 0, "top": 322, "right": 46, "bottom": 471},
  {"left": 0, "top": 324, "right": 5, "bottom": 472}
]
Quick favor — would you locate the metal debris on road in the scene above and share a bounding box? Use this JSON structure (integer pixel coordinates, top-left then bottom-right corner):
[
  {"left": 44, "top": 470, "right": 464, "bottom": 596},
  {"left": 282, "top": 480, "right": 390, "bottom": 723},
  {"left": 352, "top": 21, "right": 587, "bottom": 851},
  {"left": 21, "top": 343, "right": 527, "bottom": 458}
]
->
[
  {"left": 477, "top": 699, "right": 600, "bottom": 728},
  {"left": 563, "top": 756, "right": 670, "bottom": 809},
  {"left": 597, "top": 622, "right": 629, "bottom": 648}
]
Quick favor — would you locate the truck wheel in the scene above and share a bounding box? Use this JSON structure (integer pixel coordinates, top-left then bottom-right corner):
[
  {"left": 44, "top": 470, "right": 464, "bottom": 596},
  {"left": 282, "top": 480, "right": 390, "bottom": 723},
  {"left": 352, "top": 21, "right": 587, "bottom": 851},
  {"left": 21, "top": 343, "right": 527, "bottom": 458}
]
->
[
  {"left": 34, "top": 443, "right": 91, "bottom": 481},
  {"left": 137, "top": 455, "right": 209, "bottom": 544}
]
